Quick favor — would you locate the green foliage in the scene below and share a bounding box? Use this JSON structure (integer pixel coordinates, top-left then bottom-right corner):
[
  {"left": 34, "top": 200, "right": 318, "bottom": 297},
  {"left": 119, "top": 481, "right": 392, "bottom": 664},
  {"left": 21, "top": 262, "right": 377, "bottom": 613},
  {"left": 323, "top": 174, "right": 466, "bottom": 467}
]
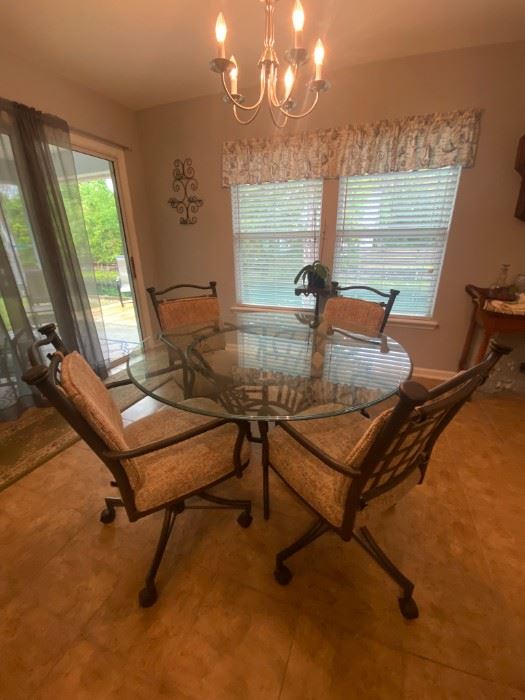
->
[
  {"left": 93, "top": 268, "right": 119, "bottom": 297},
  {"left": 294, "top": 260, "right": 331, "bottom": 288},
  {"left": 1, "top": 178, "right": 123, "bottom": 268},
  {"left": 77, "top": 179, "right": 122, "bottom": 265},
  {"left": 0, "top": 188, "right": 37, "bottom": 268}
]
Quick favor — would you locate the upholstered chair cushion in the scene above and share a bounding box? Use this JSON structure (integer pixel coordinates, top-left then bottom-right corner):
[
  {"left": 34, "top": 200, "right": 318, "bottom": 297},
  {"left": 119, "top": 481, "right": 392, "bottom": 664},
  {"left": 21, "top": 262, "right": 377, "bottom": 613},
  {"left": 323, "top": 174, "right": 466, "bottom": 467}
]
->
[
  {"left": 158, "top": 297, "right": 225, "bottom": 354},
  {"left": 60, "top": 351, "right": 144, "bottom": 487},
  {"left": 61, "top": 355, "right": 246, "bottom": 505},
  {"left": 158, "top": 296, "right": 220, "bottom": 332},
  {"left": 324, "top": 296, "right": 385, "bottom": 336},
  {"left": 61, "top": 351, "right": 126, "bottom": 451},
  {"left": 124, "top": 401, "right": 249, "bottom": 512},
  {"left": 269, "top": 405, "right": 390, "bottom": 526},
  {"left": 270, "top": 403, "right": 422, "bottom": 528}
]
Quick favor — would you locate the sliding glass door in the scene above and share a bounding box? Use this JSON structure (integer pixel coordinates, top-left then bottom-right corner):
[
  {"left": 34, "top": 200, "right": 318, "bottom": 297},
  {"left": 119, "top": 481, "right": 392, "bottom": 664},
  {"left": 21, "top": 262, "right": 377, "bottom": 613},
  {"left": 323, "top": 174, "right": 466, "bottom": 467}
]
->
[{"left": 72, "top": 150, "right": 141, "bottom": 366}]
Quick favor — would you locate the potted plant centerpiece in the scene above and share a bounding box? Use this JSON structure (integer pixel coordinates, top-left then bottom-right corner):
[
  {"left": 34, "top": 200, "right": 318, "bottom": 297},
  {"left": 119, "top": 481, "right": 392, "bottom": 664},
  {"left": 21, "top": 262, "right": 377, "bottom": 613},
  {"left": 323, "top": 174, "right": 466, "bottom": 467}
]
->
[{"left": 294, "top": 260, "right": 331, "bottom": 290}]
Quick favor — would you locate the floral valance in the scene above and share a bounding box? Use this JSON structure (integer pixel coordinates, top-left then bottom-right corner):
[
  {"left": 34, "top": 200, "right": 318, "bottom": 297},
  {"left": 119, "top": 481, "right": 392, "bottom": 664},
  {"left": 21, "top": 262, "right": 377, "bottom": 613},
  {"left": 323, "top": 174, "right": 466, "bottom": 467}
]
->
[{"left": 222, "top": 109, "right": 482, "bottom": 186}]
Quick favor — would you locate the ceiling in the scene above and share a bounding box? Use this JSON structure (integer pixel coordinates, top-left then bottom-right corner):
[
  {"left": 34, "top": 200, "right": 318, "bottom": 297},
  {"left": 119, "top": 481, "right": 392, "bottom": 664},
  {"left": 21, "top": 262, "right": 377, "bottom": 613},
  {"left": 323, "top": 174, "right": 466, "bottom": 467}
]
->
[{"left": 1, "top": 0, "right": 524, "bottom": 111}]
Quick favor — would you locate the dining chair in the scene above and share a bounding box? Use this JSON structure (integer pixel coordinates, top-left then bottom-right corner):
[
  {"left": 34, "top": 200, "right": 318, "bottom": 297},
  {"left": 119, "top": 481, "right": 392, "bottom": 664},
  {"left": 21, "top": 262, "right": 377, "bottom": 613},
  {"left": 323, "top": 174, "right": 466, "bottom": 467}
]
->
[
  {"left": 266, "top": 341, "right": 510, "bottom": 618},
  {"left": 325, "top": 285, "right": 399, "bottom": 336},
  {"left": 23, "top": 323, "right": 252, "bottom": 608},
  {"left": 146, "top": 281, "right": 229, "bottom": 399},
  {"left": 147, "top": 281, "right": 220, "bottom": 333}
]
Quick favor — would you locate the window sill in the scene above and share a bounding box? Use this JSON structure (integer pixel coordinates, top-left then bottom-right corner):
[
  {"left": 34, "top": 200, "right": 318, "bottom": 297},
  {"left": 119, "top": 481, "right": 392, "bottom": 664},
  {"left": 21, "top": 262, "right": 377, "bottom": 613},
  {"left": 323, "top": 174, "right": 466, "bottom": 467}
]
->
[
  {"left": 231, "top": 305, "right": 439, "bottom": 330},
  {"left": 231, "top": 304, "right": 308, "bottom": 315},
  {"left": 387, "top": 316, "right": 439, "bottom": 330}
]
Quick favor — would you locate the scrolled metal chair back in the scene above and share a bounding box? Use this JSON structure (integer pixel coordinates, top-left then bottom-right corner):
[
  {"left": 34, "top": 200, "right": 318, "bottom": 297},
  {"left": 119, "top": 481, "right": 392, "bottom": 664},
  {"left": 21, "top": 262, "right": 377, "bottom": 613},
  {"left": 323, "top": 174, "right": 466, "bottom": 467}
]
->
[{"left": 342, "top": 341, "right": 511, "bottom": 536}]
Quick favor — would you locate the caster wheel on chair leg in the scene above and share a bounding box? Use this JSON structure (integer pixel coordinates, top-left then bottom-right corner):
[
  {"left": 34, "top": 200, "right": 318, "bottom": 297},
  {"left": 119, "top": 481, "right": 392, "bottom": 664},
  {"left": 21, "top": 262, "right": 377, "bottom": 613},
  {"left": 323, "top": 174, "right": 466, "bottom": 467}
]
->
[
  {"left": 398, "top": 595, "right": 419, "bottom": 620},
  {"left": 237, "top": 510, "right": 253, "bottom": 528},
  {"left": 138, "top": 584, "right": 158, "bottom": 608},
  {"left": 274, "top": 564, "right": 293, "bottom": 586},
  {"left": 100, "top": 506, "right": 115, "bottom": 524}
]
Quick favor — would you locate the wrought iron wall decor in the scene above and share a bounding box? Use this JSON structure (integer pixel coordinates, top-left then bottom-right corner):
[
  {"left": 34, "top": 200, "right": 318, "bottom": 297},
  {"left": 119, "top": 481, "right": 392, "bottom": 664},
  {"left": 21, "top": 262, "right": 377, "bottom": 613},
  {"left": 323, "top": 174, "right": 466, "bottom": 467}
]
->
[{"left": 168, "top": 158, "right": 204, "bottom": 225}]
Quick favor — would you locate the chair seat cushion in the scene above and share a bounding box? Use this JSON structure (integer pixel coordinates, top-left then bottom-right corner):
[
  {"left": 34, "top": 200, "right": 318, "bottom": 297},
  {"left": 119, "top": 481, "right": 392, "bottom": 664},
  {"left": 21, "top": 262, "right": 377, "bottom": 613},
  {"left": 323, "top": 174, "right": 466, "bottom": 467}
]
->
[
  {"left": 269, "top": 406, "right": 372, "bottom": 527},
  {"left": 124, "top": 401, "right": 249, "bottom": 512},
  {"left": 269, "top": 404, "right": 419, "bottom": 528}
]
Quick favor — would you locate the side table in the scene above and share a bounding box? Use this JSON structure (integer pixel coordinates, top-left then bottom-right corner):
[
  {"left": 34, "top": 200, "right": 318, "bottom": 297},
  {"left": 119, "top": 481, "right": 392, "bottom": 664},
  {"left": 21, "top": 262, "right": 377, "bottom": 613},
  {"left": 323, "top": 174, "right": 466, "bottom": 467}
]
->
[{"left": 458, "top": 285, "right": 525, "bottom": 369}]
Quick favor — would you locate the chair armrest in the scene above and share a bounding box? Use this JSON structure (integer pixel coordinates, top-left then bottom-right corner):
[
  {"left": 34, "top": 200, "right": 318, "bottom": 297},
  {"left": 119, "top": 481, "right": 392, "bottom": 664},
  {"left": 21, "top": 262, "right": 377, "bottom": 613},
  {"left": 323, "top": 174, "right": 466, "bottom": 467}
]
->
[
  {"left": 278, "top": 422, "right": 360, "bottom": 477},
  {"left": 105, "top": 378, "right": 134, "bottom": 390},
  {"left": 102, "top": 418, "right": 230, "bottom": 460}
]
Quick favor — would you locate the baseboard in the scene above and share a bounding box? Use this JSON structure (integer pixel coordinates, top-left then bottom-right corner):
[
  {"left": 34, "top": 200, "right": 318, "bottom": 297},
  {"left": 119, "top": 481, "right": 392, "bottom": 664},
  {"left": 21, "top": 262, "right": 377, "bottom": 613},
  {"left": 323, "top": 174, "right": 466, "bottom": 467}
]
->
[{"left": 413, "top": 366, "right": 455, "bottom": 381}]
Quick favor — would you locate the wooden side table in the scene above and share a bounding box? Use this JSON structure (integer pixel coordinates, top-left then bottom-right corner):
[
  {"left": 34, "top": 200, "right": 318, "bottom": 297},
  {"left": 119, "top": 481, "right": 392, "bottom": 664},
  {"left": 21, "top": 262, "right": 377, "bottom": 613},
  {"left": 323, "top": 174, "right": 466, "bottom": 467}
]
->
[{"left": 458, "top": 285, "right": 525, "bottom": 369}]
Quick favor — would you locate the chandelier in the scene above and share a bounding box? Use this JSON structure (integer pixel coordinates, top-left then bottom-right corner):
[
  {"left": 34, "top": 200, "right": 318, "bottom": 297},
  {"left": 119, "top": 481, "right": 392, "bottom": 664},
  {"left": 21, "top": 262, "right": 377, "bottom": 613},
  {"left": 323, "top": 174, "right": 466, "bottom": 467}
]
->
[{"left": 210, "top": 0, "right": 330, "bottom": 128}]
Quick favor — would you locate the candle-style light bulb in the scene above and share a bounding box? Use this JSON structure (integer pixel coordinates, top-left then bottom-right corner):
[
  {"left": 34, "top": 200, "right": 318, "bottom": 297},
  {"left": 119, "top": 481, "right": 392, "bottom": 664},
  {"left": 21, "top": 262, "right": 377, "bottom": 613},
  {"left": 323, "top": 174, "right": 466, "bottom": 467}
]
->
[
  {"left": 229, "top": 55, "right": 238, "bottom": 94},
  {"left": 314, "top": 38, "right": 325, "bottom": 80},
  {"left": 292, "top": 0, "right": 305, "bottom": 49},
  {"left": 284, "top": 66, "right": 295, "bottom": 99},
  {"left": 215, "top": 12, "right": 227, "bottom": 58}
]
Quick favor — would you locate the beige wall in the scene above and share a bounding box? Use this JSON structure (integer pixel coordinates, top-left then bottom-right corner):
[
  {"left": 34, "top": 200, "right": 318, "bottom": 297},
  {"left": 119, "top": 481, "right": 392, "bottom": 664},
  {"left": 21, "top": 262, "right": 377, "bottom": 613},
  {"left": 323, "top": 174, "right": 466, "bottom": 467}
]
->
[
  {"left": 137, "top": 41, "right": 525, "bottom": 372},
  {"left": 0, "top": 47, "right": 156, "bottom": 332}
]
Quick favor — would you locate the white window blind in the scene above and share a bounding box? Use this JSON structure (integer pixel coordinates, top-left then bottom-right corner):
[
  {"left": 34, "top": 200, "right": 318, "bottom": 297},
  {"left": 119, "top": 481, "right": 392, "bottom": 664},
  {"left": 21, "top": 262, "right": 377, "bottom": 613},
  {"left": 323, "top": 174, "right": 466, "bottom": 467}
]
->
[
  {"left": 236, "top": 312, "right": 313, "bottom": 377},
  {"left": 334, "top": 166, "right": 461, "bottom": 317},
  {"left": 232, "top": 179, "right": 323, "bottom": 308}
]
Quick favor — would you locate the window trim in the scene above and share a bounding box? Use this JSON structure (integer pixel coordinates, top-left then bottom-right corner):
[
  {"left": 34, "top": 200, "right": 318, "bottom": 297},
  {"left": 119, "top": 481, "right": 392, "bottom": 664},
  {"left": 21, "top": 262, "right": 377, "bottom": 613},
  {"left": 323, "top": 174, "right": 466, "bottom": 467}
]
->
[{"left": 69, "top": 132, "right": 154, "bottom": 339}]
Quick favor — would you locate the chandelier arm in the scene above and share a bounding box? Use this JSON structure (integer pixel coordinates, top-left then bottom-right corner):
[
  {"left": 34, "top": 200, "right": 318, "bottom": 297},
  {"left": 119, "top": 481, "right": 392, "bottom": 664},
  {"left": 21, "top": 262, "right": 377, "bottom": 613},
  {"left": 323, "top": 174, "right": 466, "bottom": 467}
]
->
[
  {"left": 233, "top": 102, "right": 263, "bottom": 126},
  {"left": 269, "top": 63, "right": 299, "bottom": 109},
  {"left": 267, "top": 88, "right": 288, "bottom": 129},
  {"left": 221, "top": 68, "right": 266, "bottom": 111},
  {"left": 278, "top": 91, "right": 320, "bottom": 120}
]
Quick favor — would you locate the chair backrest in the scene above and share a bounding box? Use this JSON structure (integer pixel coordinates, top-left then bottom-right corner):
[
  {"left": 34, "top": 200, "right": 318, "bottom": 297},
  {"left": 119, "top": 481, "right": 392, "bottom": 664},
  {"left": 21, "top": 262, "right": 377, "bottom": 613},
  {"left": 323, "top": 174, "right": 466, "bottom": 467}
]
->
[
  {"left": 22, "top": 324, "right": 139, "bottom": 517},
  {"left": 340, "top": 341, "right": 511, "bottom": 536},
  {"left": 326, "top": 285, "right": 399, "bottom": 335},
  {"left": 147, "top": 281, "right": 219, "bottom": 333}
]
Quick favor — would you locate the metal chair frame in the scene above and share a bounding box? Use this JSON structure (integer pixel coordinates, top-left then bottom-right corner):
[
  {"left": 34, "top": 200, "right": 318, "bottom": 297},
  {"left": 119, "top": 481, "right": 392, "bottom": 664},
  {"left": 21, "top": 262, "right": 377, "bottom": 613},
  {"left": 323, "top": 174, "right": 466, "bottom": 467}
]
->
[
  {"left": 264, "top": 341, "right": 510, "bottom": 619},
  {"left": 22, "top": 323, "right": 252, "bottom": 608},
  {"left": 330, "top": 284, "right": 400, "bottom": 333}
]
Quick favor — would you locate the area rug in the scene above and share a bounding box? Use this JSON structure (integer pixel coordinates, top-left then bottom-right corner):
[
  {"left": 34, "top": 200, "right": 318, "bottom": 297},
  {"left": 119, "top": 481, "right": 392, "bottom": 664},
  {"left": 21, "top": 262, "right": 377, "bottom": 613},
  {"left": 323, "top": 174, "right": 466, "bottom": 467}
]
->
[{"left": 0, "top": 370, "right": 147, "bottom": 493}]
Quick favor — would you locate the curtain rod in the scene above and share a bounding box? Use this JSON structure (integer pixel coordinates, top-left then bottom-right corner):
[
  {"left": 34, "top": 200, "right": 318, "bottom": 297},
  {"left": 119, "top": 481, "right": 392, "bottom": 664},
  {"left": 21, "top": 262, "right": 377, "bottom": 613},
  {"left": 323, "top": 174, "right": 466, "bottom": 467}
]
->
[{"left": 70, "top": 126, "right": 132, "bottom": 152}]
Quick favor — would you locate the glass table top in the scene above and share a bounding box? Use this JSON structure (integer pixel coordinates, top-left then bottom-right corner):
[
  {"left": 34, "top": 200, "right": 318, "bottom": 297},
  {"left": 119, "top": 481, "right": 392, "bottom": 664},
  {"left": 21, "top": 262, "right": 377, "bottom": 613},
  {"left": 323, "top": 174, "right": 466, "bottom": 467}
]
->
[{"left": 127, "top": 312, "right": 412, "bottom": 422}]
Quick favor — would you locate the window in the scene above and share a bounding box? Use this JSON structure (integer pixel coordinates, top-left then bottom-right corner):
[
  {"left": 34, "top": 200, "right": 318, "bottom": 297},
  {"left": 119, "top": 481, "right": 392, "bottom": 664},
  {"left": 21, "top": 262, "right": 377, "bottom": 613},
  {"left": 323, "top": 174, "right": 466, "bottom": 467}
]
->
[
  {"left": 232, "top": 179, "right": 323, "bottom": 308},
  {"left": 333, "top": 167, "right": 461, "bottom": 317}
]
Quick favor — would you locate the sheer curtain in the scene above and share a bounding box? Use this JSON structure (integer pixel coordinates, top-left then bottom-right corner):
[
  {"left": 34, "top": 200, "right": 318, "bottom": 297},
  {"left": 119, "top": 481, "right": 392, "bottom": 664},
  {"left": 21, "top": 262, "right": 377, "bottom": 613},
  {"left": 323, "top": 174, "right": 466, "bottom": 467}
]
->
[{"left": 0, "top": 98, "right": 108, "bottom": 421}]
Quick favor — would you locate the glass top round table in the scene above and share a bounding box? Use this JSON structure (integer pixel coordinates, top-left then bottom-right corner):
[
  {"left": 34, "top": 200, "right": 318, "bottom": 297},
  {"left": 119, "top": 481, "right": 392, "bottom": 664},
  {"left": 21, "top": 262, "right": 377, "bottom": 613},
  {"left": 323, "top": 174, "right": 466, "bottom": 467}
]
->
[{"left": 126, "top": 312, "right": 412, "bottom": 422}]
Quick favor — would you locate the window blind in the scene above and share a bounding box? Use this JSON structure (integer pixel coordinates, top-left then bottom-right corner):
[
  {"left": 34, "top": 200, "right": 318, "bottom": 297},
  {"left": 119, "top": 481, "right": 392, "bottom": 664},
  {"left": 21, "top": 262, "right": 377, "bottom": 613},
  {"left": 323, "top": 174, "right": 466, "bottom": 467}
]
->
[
  {"left": 231, "top": 179, "right": 323, "bottom": 308},
  {"left": 333, "top": 167, "right": 461, "bottom": 317},
  {"left": 236, "top": 312, "right": 313, "bottom": 377},
  {"left": 325, "top": 342, "right": 411, "bottom": 392}
]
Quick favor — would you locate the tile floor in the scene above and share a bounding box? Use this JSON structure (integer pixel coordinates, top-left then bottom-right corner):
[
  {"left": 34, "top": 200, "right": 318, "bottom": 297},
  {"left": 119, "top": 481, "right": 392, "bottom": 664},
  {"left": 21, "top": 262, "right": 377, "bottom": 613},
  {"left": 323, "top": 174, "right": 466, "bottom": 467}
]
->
[{"left": 0, "top": 392, "right": 524, "bottom": 698}]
